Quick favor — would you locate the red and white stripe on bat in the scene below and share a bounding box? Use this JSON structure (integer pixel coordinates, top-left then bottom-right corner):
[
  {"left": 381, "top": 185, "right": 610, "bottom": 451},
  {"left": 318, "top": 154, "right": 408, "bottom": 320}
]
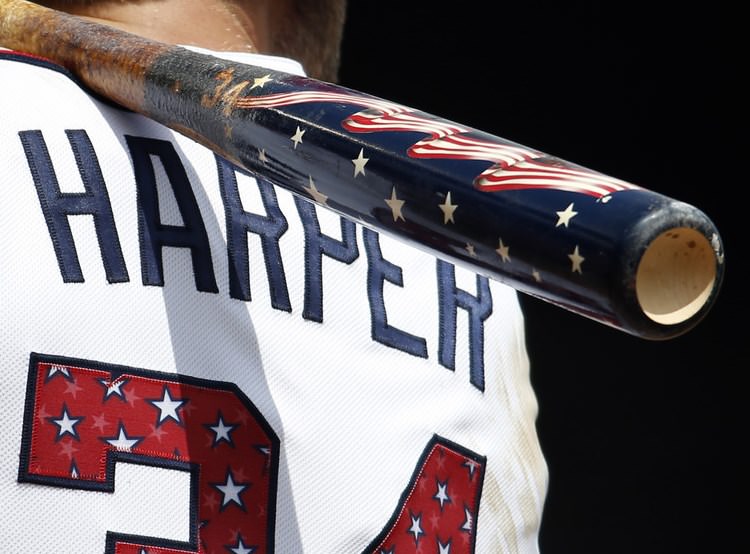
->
[{"left": 239, "top": 89, "right": 640, "bottom": 198}]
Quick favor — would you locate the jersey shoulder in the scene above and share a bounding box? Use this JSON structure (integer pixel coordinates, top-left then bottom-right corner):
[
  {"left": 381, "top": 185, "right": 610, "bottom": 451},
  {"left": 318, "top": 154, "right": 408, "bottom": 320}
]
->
[
  {"left": 0, "top": 48, "right": 78, "bottom": 85},
  {"left": 0, "top": 48, "right": 123, "bottom": 110}
]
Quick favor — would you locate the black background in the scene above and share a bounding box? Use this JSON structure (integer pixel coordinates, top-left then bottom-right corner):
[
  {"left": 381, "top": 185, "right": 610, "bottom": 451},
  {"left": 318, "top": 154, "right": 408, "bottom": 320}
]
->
[{"left": 339, "top": 3, "right": 744, "bottom": 553}]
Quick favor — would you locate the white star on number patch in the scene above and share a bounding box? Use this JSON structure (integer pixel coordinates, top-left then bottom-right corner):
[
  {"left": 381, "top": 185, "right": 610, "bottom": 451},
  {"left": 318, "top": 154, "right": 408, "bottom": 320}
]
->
[
  {"left": 148, "top": 386, "right": 185, "bottom": 425},
  {"left": 98, "top": 376, "right": 128, "bottom": 400},
  {"left": 104, "top": 423, "right": 143, "bottom": 451},
  {"left": 50, "top": 404, "right": 83, "bottom": 439},
  {"left": 214, "top": 470, "right": 248, "bottom": 509},
  {"left": 461, "top": 506, "right": 473, "bottom": 532},
  {"left": 207, "top": 413, "right": 237, "bottom": 446},
  {"left": 228, "top": 537, "right": 257, "bottom": 554},
  {"left": 46, "top": 364, "right": 71, "bottom": 381},
  {"left": 433, "top": 480, "right": 451, "bottom": 509},
  {"left": 408, "top": 513, "right": 424, "bottom": 542}
]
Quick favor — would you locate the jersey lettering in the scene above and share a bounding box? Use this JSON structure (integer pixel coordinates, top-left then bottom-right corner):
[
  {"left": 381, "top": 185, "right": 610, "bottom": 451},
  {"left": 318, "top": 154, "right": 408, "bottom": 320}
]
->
[
  {"left": 19, "top": 353, "right": 279, "bottom": 553},
  {"left": 437, "top": 261, "right": 493, "bottom": 391},
  {"left": 126, "top": 135, "right": 218, "bottom": 293},
  {"left": 217, "top": 157, "right": 291, "bottom": 310},
  {"left": 20, "top": 129, "right": 129, "bottom": 284},
  {"left": 19, "top": 128, "right": 496, "bottom": 391},
  {"left": 294, "top": 195, "right": 359, "bottom": 322},
  {"left": 363, "top": 227, "right": 428, "bottom": 358}
]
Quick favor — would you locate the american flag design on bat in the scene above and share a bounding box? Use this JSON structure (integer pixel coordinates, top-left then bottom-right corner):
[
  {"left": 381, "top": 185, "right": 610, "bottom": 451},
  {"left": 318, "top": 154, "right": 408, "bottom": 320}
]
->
[
  {"left": 128, "top": 46, "right": 726, "bottom": 340},
  {"left": 236, "top": 89, "right": 640, "bottom": 198},
  {"left": 0, "top": 0, "right": 718, "bottom": 341},
  {"left": 151, "top": 57, "right": 719, "bottom": 341},
  {"left": 0, "top": 0, "right": 724, "bottom": 339}
]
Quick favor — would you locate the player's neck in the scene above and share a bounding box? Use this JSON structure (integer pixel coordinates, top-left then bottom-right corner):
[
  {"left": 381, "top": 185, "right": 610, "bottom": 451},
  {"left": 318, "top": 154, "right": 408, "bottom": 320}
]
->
[{"left": 43, "top": 0, "right": 269, "bottom": 53}]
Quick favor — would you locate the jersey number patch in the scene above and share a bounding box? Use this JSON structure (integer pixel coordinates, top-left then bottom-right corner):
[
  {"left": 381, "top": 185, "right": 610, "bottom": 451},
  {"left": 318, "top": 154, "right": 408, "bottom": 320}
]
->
[{"left": 19, "top": 353, "right": 485, "bottom": 553}]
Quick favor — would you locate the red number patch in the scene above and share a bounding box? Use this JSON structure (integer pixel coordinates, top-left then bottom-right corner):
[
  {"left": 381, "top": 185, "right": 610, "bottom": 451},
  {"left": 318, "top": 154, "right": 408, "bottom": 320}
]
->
[
  {"left": 19, "top": 353, "right": 279, "bottom": 554},
  {"left": 364, "top": 435, "right": 486, "bottom": 554},
  {"left": 19, "top": 354, "right": 486, "bottom": 553}
]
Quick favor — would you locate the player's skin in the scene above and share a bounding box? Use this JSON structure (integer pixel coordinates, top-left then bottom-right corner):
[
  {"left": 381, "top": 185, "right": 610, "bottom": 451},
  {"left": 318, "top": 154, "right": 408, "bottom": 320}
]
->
[{"left": 33, "top": 0, "right": 347, "bottom": 82}]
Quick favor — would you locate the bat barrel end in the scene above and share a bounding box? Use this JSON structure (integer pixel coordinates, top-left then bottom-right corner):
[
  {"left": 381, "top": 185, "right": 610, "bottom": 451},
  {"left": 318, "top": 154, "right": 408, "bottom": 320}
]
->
[{"left": 635, "top": 226, "right": 721, "bottom": 326}]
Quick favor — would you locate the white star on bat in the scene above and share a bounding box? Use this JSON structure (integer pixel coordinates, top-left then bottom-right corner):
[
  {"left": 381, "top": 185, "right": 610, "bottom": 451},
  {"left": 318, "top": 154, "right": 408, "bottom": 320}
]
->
[
  {"left": 305, "top": 176, "right": 329, "bottom": 205},
  {"left": 385, "top": 187, "right": 405, "bottom": 221},
  {"left": 352, "top": 148, "right": 369, "bottom": 177},
  {"left": 465, "top": 243, "right": 476, "bottom": 257},
  {"left": 438, "top": 191, "right": 458, "bottom": 224},
  {"left": 250, "top": 74, "right": 272, "bottom": 90},
  {"left": 556, "top": 203, "right": 578, "bottom": 227},
  {"left": 568, "top": 245, "right": 585, "bottom": 273},
  {"left": 258, "top": 148, "right": 268, "bottom": 163},
  {"left": 532, "top": 269, "right": 542, "bottom": 282},
  {"left": 290, "top": 126, "right": 305, "bottom": 149},
  {"left": 495, "top": 238, "right": 511, "bottom": 262}
]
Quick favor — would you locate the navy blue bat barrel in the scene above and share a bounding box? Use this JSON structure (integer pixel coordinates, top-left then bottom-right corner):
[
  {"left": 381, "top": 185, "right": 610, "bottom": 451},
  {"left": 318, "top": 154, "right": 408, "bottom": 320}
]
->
[{"left": 139, "top": 46, "right": 725, "bottom": 340}]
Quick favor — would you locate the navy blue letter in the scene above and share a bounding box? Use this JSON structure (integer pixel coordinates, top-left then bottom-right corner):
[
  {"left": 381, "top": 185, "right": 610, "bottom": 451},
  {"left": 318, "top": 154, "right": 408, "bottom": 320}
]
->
[
  {"left": 126, "top": 135, "right": 217, "bottom": 292},
  {"left": 363, "top": 228, "right": 427, "bottom": 358},
  {"left": 437, "top": 260, "right": 493, "bottom": 391},
  {"left": 294, "top": 196, "right": 359, "bottom": 322},
  {"left": 216, "top": 158, "right": 291, "bottom": 311},
  {"left": 20, "top": 129, "right": 128, "bottom": 283}
]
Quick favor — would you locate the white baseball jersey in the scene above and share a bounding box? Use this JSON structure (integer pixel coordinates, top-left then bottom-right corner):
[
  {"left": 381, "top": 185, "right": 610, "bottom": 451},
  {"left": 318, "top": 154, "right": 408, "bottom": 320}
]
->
[{"left": 0, "top": 46, "right": 547, "bottom": 553}]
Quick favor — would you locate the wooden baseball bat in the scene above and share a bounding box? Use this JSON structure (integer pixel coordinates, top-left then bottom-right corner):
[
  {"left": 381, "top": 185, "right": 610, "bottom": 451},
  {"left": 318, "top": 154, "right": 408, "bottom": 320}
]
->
[{"left": 0, "top": 0, "right": 725, "bottom": 340}]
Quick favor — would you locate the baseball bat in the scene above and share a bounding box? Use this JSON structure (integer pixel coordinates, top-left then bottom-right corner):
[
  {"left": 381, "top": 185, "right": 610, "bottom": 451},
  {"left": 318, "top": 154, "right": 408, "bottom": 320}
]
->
[{"left": 0, "top": 0, "right": 725, "bottom": 340}]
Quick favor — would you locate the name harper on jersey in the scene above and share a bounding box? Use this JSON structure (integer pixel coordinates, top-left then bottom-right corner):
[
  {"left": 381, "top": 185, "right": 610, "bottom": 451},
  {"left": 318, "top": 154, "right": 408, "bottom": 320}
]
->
[{"left": 18, "top": 128, "right": 495, "bottom": 391}]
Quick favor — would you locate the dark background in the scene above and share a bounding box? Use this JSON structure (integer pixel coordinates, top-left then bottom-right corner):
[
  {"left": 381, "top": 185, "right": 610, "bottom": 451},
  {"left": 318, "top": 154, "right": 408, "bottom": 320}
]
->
[{"left": 340, "top": 3, "right": 744, "bottom": 553}]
